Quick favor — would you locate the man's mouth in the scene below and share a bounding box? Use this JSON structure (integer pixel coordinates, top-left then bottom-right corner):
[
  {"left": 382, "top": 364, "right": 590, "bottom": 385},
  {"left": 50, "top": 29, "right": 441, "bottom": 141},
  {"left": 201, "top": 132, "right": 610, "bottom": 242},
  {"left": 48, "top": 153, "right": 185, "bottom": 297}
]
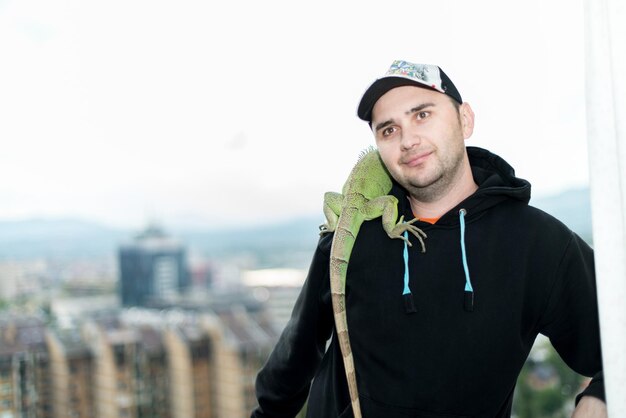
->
[{"left": 402, "top": 150, "right": 433, "bottom": 167}]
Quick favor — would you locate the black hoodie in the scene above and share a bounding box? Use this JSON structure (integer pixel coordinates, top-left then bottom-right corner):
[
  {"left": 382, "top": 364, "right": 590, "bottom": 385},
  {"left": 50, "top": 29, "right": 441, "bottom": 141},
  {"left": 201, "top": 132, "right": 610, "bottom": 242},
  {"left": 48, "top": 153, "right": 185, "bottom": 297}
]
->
[{"left": 252, "top": 147, "right": 604, "bottom": 418}]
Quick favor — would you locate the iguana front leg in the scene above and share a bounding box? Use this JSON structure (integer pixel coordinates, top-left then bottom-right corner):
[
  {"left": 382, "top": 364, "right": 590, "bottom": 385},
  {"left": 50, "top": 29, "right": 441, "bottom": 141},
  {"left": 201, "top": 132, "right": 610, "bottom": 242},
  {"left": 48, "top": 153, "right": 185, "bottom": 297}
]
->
[
  {"left": 363, "top": 195, "right": 427, "bottom": 252},
  {"left": 320, "top": 191, "right": 343, "bottom": 234}
]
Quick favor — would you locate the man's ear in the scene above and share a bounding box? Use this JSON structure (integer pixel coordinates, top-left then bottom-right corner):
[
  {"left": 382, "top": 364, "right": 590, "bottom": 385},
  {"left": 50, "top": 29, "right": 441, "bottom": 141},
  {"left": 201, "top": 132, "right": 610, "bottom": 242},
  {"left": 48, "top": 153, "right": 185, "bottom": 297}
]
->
[{"left": 460, "top": 102, "right": 475, "bottom": 140}]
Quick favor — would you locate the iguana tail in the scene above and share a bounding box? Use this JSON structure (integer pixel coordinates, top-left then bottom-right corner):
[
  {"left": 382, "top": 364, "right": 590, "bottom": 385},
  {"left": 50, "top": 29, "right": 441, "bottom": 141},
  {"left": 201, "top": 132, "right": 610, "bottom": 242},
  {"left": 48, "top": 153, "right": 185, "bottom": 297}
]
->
[{"left": 330, "top": 215, "right": 363, "bottom": 418}]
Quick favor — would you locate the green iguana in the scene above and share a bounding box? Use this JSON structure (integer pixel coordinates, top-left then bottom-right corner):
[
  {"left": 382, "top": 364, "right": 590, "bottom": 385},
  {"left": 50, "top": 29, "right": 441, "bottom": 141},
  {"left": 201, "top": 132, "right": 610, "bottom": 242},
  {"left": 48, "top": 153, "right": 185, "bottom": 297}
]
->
[{"left": 320, "top": 147, "right": 427, "bottom": 418}]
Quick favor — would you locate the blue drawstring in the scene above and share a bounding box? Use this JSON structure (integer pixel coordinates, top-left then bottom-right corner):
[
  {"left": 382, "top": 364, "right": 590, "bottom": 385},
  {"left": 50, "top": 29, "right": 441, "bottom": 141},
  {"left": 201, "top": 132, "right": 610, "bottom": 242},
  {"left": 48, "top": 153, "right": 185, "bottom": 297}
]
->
[
  {"left": 402, "top": 230, "right": 417, "bottom": 313},
  {"left": 402, "top": 231, "right": 411, "bottom": 294},
  {"left": 459, "top": 209, "right": 475, "bottom": 312},
  {"left": 401, "top": 212, "right": 474, "bottom": 313}
]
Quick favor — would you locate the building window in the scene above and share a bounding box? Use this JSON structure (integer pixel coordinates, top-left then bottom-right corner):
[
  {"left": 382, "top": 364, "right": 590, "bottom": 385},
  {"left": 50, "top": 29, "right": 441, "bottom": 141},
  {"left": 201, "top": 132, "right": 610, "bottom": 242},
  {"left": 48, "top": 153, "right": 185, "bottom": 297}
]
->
[
  {"left": 114, "top": 345, "right": 126, "bottom": 366},
  {"left": 0, "top": 383, "right": 12, "bottom": 395}
]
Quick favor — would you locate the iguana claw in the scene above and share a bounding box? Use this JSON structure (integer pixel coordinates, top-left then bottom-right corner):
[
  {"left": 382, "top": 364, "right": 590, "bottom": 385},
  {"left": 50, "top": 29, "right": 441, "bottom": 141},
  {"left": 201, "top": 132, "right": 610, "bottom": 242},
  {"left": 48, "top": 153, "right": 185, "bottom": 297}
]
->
[{"left": 389, "top": 216, "right": 427, "bottom": 253}]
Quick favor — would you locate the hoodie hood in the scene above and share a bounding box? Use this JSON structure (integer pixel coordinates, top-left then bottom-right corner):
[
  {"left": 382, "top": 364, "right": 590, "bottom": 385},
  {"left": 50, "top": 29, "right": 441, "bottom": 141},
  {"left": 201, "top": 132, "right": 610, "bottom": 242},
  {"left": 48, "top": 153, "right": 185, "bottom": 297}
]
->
[{"left": 391, "top": 146, "right": 531, "bottom": 226}]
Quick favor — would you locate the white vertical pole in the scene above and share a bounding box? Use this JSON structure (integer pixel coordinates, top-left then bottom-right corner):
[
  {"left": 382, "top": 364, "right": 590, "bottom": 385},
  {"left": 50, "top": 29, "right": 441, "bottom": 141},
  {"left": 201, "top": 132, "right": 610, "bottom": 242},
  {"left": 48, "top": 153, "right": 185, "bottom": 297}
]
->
[{"left": 583, "top": 0, "right": 626, "bottom": 415}]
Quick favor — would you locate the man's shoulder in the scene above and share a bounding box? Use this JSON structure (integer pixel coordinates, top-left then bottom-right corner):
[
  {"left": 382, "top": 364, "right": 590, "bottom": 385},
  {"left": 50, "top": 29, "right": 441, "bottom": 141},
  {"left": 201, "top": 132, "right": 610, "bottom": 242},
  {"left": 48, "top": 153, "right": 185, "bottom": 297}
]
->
[
  {"left": 502, "top": 201, "right": 589, "bottom": 250},
  {"left": 497, "top": 199, "right": 573, "bottom": 228},
  {"left": 525, "top": 203, "right": 576, "bottom": 231}
]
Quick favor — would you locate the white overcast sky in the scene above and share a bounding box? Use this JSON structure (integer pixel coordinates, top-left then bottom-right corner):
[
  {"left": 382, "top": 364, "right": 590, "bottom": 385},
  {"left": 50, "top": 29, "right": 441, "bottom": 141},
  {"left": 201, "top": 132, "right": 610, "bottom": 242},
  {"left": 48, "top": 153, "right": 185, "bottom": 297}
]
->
[{"left": 0, "top": 0, "right": 590, "bottom": 229}]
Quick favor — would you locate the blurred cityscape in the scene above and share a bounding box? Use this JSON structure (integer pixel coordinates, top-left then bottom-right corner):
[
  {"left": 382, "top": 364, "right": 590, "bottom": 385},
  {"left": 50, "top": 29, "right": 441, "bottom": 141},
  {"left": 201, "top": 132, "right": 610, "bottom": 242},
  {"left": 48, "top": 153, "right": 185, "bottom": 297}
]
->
[{"left": 0, "top": 188, "right": 592, "bottom": 418}]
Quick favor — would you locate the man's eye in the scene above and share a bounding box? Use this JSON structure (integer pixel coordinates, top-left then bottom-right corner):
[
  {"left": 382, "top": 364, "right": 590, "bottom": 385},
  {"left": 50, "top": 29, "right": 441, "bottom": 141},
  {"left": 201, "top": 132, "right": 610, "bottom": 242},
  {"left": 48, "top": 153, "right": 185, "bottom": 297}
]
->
[
  {"left": 382, "top": 127, "right": 395, "bottom": 136},
  {"left": 416, "top": 111, "right": 429, "bottom": 120}
]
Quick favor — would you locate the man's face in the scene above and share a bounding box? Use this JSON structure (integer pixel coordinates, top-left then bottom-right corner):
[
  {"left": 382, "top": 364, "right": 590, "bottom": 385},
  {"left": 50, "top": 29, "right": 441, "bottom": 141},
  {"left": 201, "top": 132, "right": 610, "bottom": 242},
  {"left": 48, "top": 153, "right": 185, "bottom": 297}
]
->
[{"left": 371, "top": 85, "right": 474, "bottom": 202}]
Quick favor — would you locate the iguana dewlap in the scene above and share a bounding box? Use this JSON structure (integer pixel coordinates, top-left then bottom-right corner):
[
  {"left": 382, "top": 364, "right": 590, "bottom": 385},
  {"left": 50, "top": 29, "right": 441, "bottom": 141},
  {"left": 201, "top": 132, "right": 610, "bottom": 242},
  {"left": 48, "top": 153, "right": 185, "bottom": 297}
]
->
[{"left": 320, "top": 147, "right": 426, "bottom": 418}]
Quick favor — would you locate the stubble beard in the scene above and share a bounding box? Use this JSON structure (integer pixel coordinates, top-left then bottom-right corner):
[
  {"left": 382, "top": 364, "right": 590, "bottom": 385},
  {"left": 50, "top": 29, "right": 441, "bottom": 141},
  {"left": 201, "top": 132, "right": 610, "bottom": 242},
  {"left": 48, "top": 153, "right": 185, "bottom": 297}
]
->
[{"left": 399, "top": 144, "right": 466, "bottom": 204}]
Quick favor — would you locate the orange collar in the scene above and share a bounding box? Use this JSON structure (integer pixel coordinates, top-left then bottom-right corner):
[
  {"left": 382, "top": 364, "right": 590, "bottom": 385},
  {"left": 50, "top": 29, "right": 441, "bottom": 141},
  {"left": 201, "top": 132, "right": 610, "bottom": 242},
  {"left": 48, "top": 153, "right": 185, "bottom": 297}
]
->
[{"left": 419, "top": 217, "right": 439, "bottom": 225}]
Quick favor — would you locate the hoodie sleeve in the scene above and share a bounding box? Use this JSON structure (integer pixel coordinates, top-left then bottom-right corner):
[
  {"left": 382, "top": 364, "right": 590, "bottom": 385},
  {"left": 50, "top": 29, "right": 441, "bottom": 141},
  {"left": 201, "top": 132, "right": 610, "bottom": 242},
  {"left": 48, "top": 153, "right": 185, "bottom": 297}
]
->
[
  {"left": 575, "top": 371, "right": 604, "bottom": 406},
  {"left": 251, "top": 235, "right": 334, "bottom": 418},
  {"left": 538, "top": 232, "right": 605, "bottom": 403}
]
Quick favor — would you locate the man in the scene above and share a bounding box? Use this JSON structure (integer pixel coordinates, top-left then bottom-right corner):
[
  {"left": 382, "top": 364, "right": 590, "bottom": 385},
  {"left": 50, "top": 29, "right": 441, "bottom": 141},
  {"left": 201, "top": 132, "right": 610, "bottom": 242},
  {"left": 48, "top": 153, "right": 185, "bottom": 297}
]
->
[{"left": 251, "top": 60, "right": 606, "bottom": 417}]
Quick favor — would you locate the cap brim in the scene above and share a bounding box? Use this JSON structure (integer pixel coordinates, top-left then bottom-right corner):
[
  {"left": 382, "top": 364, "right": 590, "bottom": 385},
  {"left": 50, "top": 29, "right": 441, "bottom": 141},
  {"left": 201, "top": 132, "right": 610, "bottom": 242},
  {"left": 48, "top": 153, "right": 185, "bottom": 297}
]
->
[{"left": 357, "top": 77, "right": 440, "bottom": 122}]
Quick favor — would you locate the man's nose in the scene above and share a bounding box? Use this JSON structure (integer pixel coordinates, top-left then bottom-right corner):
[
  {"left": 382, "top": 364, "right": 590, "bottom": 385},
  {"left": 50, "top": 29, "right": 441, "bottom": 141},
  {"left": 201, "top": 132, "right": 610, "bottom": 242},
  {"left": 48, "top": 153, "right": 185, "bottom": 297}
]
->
[{"left": 400, "top": 125, "right": 422, "bottom": 150}]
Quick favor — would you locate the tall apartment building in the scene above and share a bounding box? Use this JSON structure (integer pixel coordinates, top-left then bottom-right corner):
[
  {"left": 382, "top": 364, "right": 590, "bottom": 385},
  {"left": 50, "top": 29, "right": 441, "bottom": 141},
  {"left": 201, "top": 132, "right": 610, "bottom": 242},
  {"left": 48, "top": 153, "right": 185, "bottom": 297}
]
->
[
  {"left": 118, "top": 225, "right": 189, "bottom": 307},
  {"left": 0, "top": 316, "right": 52, "bottom": 418},
  {"left": 81, "top": 314, "right": 173, "bottom": 418},
  {"left": 47, "top": 315, "right": 175, "bottom": 418},
  {"left": 163, "top": 317, "right": 214, "bottom": 418},
  {"left": 46, "top": 328, "right": 94, "bottom": 418},
  {"left": 204, "top": 305, "right": 278, "bottom": 417},
  {"left": 0, "top": 302, "right": 280, "bottom": 418},
  {"left": 121, "top": 306, "right": 277, "bottom": 418}
]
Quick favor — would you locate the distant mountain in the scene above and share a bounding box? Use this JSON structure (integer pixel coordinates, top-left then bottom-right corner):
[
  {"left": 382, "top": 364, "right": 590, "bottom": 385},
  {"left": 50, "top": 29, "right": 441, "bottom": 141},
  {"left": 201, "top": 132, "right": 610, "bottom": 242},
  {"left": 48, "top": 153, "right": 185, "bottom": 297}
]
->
[
  {"left": 0, "top": 218, "right": 129, "bottom": 260},
  {"left": 175, "top": 216, "right": 323, "bottom": 269},
  {"left": 178, "top": 216, "right": 322, "bottom": 254},
  {"left": 0, "top": 216, "right": 323, "bottom": 263},
  {"left": 0, "top": 188, "right": 592, "bottom": 260}
]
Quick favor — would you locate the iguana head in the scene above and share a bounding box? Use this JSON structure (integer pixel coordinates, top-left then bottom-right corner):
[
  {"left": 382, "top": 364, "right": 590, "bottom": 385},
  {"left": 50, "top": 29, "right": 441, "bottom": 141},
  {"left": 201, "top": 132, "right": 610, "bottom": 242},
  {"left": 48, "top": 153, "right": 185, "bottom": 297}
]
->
[{"left": 342, "top": 146, "right": 393, "bottom": 198}]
